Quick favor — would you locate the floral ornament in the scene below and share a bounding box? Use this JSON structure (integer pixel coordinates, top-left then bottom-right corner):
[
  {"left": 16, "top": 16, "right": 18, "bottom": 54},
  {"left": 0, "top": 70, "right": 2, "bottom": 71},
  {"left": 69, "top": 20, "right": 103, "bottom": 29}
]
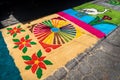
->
[
  {"left": 102, "top": 15, "right": 112, "bottom": 20},
  {"left": 89, "top": 15, "right": 112, "bottom": 26},
  {"left": 33, "top": 17, "right": 76, "bottom": 52},
  {"left": 13, "top": 35, "right": 37, "bottom": 53},
  {"left": 7, "top": 25, "right": 25, "bottom": 37},
  {"left": 22, "top": 50, "right": 53, "bottom": 79}
]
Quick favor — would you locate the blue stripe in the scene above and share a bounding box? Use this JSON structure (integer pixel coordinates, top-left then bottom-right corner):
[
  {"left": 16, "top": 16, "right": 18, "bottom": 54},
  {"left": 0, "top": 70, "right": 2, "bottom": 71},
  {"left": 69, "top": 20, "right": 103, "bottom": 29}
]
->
[
  {"left": 0, "top": 32, "right": 22, "bottom": 80},
  {"left": 63, "top": 9, "right": 95, "bottom": 23},
  {"left": 63, "top": 9, "right": 117, "bottom": 35},
  {"left": 93, "top": 24, "right": 117, "bottom": 35}
]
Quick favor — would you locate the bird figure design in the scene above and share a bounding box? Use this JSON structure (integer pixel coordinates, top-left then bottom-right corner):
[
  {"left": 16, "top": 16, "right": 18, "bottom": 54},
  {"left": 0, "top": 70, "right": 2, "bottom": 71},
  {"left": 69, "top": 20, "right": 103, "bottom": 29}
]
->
[{"left": 79, "top": 8, "right": 109, "bottom": 15}]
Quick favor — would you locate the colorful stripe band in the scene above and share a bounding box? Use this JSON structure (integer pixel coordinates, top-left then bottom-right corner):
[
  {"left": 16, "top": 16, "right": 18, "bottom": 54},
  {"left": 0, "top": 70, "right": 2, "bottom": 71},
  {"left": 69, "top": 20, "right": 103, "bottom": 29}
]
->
[{"left": 57, "top": 11, "right": 106, "bottom": 38}]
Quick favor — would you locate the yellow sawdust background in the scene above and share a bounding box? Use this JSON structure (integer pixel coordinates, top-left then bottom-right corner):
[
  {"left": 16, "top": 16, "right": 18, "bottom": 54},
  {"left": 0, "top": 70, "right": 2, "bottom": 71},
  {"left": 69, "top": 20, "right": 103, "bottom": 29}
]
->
[{"left": 0, "top": 14, "right": 99, "bottom": 80}]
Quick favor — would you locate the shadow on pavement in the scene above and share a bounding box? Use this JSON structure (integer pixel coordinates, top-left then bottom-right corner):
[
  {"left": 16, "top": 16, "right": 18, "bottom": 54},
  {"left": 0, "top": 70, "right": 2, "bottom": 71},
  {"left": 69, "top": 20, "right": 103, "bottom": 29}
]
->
[{"left": 0, "top": 0, "right": 92, "bottom": 23}]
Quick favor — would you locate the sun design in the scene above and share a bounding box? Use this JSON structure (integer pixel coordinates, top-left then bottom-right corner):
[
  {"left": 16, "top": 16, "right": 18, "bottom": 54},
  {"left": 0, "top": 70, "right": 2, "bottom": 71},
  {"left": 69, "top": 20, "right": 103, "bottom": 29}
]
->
[{"left": 33, "top": 17, "right": 76, "bottom": 52}]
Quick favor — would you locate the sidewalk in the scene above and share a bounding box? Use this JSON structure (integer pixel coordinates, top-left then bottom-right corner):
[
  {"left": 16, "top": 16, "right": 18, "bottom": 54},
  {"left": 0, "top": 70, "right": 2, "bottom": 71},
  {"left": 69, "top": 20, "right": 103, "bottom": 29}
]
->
[{"left": 0, "top": 1, "right": 120, "bottom": 80}]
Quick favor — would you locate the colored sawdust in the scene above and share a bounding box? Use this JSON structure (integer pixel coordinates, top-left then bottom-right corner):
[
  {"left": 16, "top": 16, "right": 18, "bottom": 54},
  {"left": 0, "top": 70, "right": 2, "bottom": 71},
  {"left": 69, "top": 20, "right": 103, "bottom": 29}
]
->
[
  {"left": 73, "top": 2, "right": 120, "bottom": 25},
  {"left": 0, "top": 2, "right": 120, "bottom": 80},
  {"left": 0, "top": 14, "right": 99, "bottom": 80}
]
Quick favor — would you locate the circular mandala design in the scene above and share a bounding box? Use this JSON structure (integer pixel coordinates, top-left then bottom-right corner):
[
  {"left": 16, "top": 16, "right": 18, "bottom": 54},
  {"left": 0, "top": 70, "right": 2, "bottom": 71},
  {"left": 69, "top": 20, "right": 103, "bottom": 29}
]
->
[{"left": 33, "top": 17, "right": 76, "bottom": 45}]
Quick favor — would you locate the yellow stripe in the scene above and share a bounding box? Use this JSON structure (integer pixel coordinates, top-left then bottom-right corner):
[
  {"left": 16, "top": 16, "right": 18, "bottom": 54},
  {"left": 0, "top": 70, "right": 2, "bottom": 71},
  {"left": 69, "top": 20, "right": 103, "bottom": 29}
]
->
[{"left": 43, "top": 32, "right": 54, "bottom": 44}]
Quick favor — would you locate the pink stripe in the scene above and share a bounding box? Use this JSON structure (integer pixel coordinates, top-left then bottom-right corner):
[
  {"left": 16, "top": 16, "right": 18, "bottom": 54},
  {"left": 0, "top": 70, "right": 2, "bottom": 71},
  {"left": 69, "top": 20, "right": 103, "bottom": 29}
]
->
[{"left": 57, "top": 12, "right": 106, "bottom": 38}]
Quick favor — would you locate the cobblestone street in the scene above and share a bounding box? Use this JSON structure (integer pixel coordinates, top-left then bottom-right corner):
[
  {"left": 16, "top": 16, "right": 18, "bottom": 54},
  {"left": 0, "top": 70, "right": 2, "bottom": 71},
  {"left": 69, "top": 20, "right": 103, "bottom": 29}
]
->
[{"left": 64, "top": 27, "right": 120, "bottom": 80}]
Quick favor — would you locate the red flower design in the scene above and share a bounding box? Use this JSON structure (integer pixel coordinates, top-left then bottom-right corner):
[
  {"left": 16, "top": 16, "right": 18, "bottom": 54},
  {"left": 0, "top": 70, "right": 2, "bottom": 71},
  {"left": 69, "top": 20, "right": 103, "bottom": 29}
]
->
[
  {"left": 9, "top": 27, "right": 21, "bottom": 35},
  {"left": 22, "top": 50, "right": 53, "bottom": 79},
  {"left": 7, "top": 25, "right": 25, "bottom": 37},
  {"left": 14, "top": 37, "right": 32, "bottom": 50},
  {"left": 24, "top": 53, "right": 46, "bottom": 73},
  {"left": 102, "top": 15, "right": 112, "bottom": 20}
]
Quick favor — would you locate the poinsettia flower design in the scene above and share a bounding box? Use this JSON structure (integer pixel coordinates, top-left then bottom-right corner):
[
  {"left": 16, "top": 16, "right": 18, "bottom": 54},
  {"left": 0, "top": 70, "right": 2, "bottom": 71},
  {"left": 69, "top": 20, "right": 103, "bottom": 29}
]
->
[
  {"left": 24, "top": 53, "right": 46, "bottom": 73},
  {"left": 13, "top": 35, "right": 37, "bottom": 53},
  {"left": 14, "top": 37, "right": 32, "bottom": 50},
  {"left": 22, "top": 50, "right": 53, "bottom": 79},
  {"left": 9, "top": 27, "right": 21, "bottom": 35},
  {"left": 7, "top": 25, "right": 25, "bottom": 37}
]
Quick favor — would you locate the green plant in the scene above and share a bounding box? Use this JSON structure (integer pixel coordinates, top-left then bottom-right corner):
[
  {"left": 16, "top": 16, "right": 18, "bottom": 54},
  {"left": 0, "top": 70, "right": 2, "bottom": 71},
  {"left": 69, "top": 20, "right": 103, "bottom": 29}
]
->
[{"left": 108, "top": 0, "right": 120, "bottom": 5}]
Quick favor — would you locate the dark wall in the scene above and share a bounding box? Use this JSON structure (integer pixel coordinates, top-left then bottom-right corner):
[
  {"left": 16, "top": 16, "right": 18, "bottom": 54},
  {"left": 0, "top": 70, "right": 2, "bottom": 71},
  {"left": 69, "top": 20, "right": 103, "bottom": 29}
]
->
[{"left": 0, "top": 0, "right": 93, "bottom": 22}]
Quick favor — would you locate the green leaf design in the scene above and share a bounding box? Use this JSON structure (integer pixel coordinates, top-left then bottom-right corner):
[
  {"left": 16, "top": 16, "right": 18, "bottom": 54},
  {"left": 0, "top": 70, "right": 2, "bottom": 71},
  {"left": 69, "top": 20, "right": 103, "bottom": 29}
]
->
[
  {"left": 30, "top": 42, "right": 37, "bottom": 45},
  {"left": 89, "top": 16, "right": 100, "bottom": 25},
  {"left": 36, "top": 68, "right": 42, "bottom": 79},
  {"left": 37, "top": 50, "right": 42, "bottom": 58},
  {"left": 22, "top": 55, "right": 31, "bottom": 60},
  {"left": 21, "top": 30, "right": 25, "bottom": 32},
  {"left": 25, "top": 65, "right": 31, "bottom": 70},
  {"left": 108, "top": 0, "right": 120, "bottom": 5},
  {"left": 98, "top": 21, "right": 114, "bottom": 25},
  {"left": 17, "top": 25, "right": 21, "bottom": 28},
  {"left": 43, "top": 60, "right": 53, "bottom": 65},
  {"left": 94, "top": 16, "right": 100, "bottom": 21},
  {"left": 25, "top": 35, "right": 29, "bottom": 40},
  {"left": 13, "top": 39, "right": 20, "bottom": 42},
  {"left": 7, "top": 32, "right": 10, "bottom": 34},
  {"left": 13, "top": 33, "right": 17, "bottom": 37},
  {"left": 13, "top": 45, "right": 19, "bottom": 48},
  {"left": 7, "top": 28, "right": 12, "bottom": 30},
  {"left": 22, "top": 47, "right": 27, "bottom": 53}
]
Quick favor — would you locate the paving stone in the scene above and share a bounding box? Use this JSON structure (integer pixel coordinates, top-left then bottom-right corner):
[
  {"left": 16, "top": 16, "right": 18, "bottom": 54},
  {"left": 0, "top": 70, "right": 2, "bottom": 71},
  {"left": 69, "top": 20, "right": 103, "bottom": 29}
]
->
[
  {"left": 93, "top": 48, "right": 118, "bottom": 61},
  {"left": 75, "top": 53, "right": 87, "bottom": 62},
  {"left": 92, "top": 67, "right": 106, "bottom": 80},
  {"left": 66, "top": 70, "right": 83, "bottom": 80},
  {"left": 91, "top": 51, "right": 120, "bottom": 78},
  {"left": 113, "top": 6, "right": 120, "bottom": 11},
  {"left": 98, "top": 55, "right": 118, "bottom": 69},
  {"left": 92, "top": 50, "right": 120, "bottom": 70},
  {"left": 87, "top": 54, "right": 101, "bottom": 68},
  {"left": 72, "top": 61, "right": 82, "bottom": 70},
  {"left": 77, "top": 61, "right": 92, "bottom": 75},
  {"left": 91, "top": 0, "right": 100, "bottom": 4},
  {"left": 65, "top": 58, "right": 78, "bottom": 70},
  {"left": 89, "top": 40, "right": 120, "bottom": 80},
  {"left": 1, "top": 15, "right": 19, "bottom": 27},
  {"left": 94, "top": 41, "right": 120, "bottom": 59},
  {"left": 83, "top": 75, "right": 96, "bottom": 80},
  {"left": 103, "top": 69, "right": 120, "bottom": 80},
  {"left": 54, "top": 67, "right": 67, "bottom": 80},
  {"left": 96, "top": 2, "right": 115, "bottom": 8},
  {"left": 45, "top": 75, "right": 56, "bottom": 80},
  {"left": 96, "top": 0, "right": 120, "bottom": 11},
  {"left": 110, "top": 61, "right": 120, "bottom": 75},
  {"left": 106, "top": 28, "right": 120, "bottom": 47}
]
